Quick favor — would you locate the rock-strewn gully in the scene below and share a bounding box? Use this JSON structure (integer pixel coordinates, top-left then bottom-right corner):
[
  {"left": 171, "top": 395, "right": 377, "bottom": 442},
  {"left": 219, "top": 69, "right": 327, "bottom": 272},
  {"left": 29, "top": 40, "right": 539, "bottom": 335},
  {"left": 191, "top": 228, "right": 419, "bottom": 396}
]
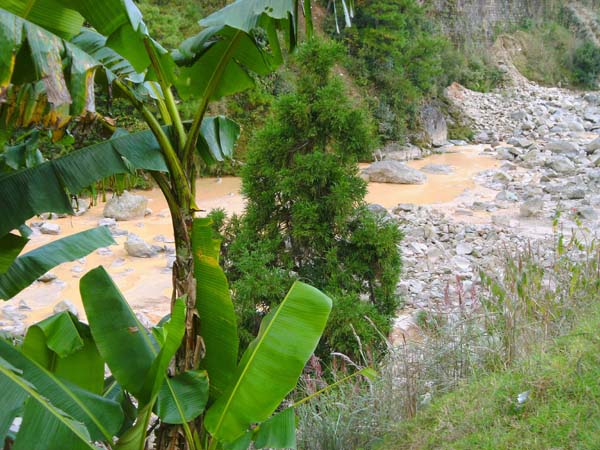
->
[{"left": 2, "top": 80, "right": 600, "bottom": 344}]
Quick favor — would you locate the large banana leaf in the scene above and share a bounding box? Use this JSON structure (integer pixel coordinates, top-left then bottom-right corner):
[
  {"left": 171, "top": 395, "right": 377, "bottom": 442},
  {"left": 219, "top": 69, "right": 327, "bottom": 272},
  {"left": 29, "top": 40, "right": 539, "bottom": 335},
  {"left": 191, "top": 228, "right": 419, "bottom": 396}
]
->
[
  {"left": 174, "top": 25, "right": 273, "bottom": 101},
  {"left": 0, "top": 232, "right": 27, "bottom": 273},
  {"left": 173, "top": 0, "right": 302, "bottom": 102},
  {"left": 72, "top": 28, "right": 144, "bottom": 85},
  {"left": 193, "top": 218, "right": 238, "bottom": 399},
  {"left": 253, "top": 407, "right": 296, "bottom": 449},
  {"left": 156, "top": 369, "right": 209, "bottom": 424},
  {"left": 204, "top": 281, "right": 332, "bottom": 443},
  {"left": 199, "top": 0, "right": 298, "bottom": 39},
  {"left": 0, "top": 356, "right": 99, "bottom": 450},
  {"left": 0, "top": 128, "right": 168, "bottom": 237},
  {"left": 0, "top": 0, "right": 82, "bottom": 38},
  {"left": 115, "top": 298, "right": 186, "bottom": 450},
  {"left": 80, "top": 266, "right": 156, "bottom": 400},
  {"left": 0, "top": 0, "right": 164, "bottom": 74},
  {"left": 0, "top": 226, "right": 115, "bottom": 300},
  {"left": 0, "top": 338, "right": 124, "bottom": 443},
  {"left": 81, "top": 268, "right": 207, "bottom": 449},
  {"left": 22, "top": 312, "right": 105, "bottom": 394}
]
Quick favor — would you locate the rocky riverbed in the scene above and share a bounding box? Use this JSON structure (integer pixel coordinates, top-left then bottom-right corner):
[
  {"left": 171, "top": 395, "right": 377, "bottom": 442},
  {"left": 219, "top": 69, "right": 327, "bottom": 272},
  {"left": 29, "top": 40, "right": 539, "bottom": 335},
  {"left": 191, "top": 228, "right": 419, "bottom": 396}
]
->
[
  {"left": 2, "top": 80, "right": 600, "bottom": 345},
  {"left": 391, "top": 80, "right": 600, "bottom": 343}
]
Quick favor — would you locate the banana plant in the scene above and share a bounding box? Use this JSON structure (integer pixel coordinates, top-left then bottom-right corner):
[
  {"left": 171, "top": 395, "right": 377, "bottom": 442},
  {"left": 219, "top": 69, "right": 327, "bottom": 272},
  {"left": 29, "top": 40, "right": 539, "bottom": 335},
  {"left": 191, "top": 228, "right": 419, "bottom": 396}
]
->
[
  {"left": 0, "top": 0, "right": 327, "bottom": 448},
  {"left": 0, "top": 218, "right": 332, "bottom": 449}
]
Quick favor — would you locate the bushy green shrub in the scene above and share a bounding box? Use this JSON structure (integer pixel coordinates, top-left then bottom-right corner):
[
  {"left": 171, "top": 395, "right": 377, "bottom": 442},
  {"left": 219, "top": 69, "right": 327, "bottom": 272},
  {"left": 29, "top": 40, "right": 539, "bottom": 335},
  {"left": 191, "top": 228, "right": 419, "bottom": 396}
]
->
[
  {"left": 219, "top": 39, "right": 402, "bottom": 360},
  {"left": 439, "top": 44, "right": 504, "bottom": 92},
  {"left": 573, "top": 40, "right": 600, "bottom": 88}
]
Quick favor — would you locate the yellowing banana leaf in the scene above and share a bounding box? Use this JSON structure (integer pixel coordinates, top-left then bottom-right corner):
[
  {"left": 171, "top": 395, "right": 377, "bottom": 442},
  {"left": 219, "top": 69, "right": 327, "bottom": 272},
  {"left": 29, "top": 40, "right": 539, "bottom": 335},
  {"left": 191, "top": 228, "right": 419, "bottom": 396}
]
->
[
  {"left": 204, "top": 281, "right": 332, "bottom": 444},
  {"left": 0, "top": 8, "right": 98, "bottom": 116}
]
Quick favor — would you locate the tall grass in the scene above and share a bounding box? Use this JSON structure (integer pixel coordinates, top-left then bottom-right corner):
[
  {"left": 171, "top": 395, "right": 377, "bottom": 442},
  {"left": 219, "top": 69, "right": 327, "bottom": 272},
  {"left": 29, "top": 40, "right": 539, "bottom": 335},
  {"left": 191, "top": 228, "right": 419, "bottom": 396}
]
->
[{"left": 296, "top": 226, "right": 600, "bottom": 449}]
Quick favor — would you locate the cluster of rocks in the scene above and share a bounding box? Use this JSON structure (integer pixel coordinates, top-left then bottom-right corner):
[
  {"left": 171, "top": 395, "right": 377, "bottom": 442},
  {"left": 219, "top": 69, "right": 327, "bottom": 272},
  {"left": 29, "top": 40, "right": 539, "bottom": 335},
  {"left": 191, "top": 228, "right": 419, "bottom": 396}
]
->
[{"left": 446, "top": 82, "right": 600, "bottom": 144}]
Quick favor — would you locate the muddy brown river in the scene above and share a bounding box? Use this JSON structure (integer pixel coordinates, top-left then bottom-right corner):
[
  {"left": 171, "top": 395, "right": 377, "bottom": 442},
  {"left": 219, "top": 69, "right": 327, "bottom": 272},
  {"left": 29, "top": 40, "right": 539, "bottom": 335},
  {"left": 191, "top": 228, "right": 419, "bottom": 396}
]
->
[{"left": 4, "top": 145, "right": 498, "bottom": 325}]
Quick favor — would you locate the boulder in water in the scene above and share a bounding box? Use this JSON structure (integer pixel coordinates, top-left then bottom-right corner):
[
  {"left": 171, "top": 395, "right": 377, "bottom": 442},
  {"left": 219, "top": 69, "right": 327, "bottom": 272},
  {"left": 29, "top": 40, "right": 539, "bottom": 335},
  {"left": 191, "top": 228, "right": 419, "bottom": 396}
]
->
[
  {"left": 103, "top": 191, "right": 148, "bottom": 221},
  {"left": 362, "top": 161, "right": 427, "bottom": 184}
]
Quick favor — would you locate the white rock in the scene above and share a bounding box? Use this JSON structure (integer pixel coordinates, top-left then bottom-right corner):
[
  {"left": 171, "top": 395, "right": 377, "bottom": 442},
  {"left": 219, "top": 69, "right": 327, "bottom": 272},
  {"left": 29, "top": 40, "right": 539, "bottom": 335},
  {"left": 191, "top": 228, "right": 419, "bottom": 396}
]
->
[
  {"left": 103, "top": 191, "right": 148, "bottom": 221},
  {"left": 40, "top": 223, "right": 61, "bottom": 235}
]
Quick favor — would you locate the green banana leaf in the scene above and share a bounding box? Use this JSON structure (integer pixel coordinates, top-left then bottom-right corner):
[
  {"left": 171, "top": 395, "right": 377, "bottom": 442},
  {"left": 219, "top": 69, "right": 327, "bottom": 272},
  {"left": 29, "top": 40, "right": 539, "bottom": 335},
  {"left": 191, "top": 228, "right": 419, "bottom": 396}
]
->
[
  {"left": 0, "top": 226, "right": 116, "bottom": 300},
  {"left": 81, "top": 267, "right": 207, "bottom": 448},
  {"left": 71, "top": 28, "right": 144, "bottom": 85},
  {"left": 0, "top": 356, "right": 99, "bottom": 450},
  {"left": 204, "top": 281, "right": 332, "bottom": 443},
  {"left": 173, "top": 0, "right": 304, "bottom": 101},
  {"left": 198, "top": 115, "right": 241, "bottom": 166},
  {"left": 0, "top": 0, "right": 166, "bottom": 74},
  {"left": 22, "top": 312, "right": 105, "bottom": 394},
  {"left": 156, "top": 370, "right": 209, "bottom": 424},
  {"left": 103, "top": 378, "right": 137, "bottom": 438},
  {"left": 0, "top": 338, "right": 123, "bottom": 443},
  {"left": 199, "top": 0, "right": 298, "bottom": 41},
  {"left": 1, "top": 132, "right": 45, "bottom": 172},
  {"left": 193, "top": 218, "right": 238, "bottom": 399},
  {"left": 117, "top": 298, "right": 200, "bottom": 450},
  {"left": 174, "top": 25, "right": 273, "bottom": 101},
  {"left": 80, "top": 266, "right": 156, "bottom": 400},
  {"left": 254, "top": 407, "right": 296, "bottom": 449},
  {"left": 0, "top": 127, "right": 168, "bottom": 237},
  {"left": 0, "top": 232, "right": 28, "bottom": 274},
  {"left": 140, "top": 297, "right": 186, "bottom": 404}
]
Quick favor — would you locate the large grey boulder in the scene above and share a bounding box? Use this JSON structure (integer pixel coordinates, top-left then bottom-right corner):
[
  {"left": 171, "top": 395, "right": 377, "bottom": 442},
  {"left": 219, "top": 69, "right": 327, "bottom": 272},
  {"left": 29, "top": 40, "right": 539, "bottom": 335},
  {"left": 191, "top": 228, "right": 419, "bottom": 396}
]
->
[
  {"left": 103, "top": 191, "right": 148, "bottom": 221},
  {"left": 125, "top": 234, "right": 157, "bottom": 258},
  {"left": 421, "top": 105, "right": 448, "bottom": 147},
  {"left": 362, "top": 161, "right": 427, "bottom": 184},
  {"left": 375, "top": 142, "right": 425, "bottom": 161}
]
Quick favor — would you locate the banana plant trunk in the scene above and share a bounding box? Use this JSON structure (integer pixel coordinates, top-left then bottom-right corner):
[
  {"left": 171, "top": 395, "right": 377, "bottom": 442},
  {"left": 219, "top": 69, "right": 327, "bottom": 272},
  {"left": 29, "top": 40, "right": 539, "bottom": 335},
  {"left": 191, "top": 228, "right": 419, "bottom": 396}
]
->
[{"left": 156, "top": 205, "right": 200, "bottom": 449}]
